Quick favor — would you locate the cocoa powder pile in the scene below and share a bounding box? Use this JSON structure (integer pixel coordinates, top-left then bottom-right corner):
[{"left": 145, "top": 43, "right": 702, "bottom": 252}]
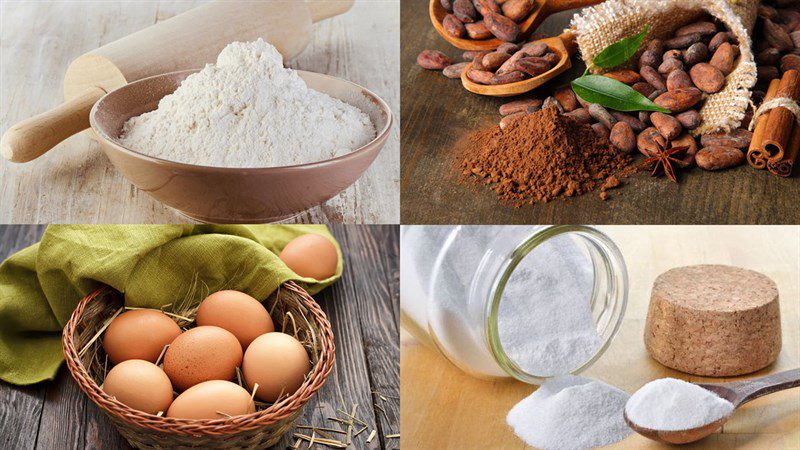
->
[{"left": 461, "top": 106, "right": 636, "bottom": 204}]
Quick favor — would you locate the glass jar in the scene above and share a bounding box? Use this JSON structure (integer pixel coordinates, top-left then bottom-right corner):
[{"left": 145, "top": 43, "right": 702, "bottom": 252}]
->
[{"left": 400, "top": 225, "right": 628, "bottom": 384}]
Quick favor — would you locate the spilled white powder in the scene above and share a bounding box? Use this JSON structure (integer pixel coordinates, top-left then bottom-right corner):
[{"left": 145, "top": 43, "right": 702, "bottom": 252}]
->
[
  {"left": 626, "top": 378, "right": 734, "bottom": 431},
  {"left": 507, "top": 375, "right": 632, "bottom": 450},
  {"left": 120, "top": 39, "right": 376, "bottom": 168}
]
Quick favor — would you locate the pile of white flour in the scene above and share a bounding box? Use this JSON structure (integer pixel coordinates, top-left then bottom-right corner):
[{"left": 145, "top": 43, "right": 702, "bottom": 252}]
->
[{"left": 119, "top": 39, "right": 376, "bottom": 168}]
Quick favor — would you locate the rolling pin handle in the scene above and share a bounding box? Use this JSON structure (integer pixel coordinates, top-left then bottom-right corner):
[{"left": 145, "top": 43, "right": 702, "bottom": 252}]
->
[
  {"left": 1, "top": 86, "right": 105, "bottom": 163},
  {"left": 306, "top": 0, "right": 355, "bottom": 23}
]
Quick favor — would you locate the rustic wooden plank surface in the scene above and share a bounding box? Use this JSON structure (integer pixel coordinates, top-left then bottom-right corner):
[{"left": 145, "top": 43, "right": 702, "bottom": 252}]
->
[
  {"left": 400, "top": 3, "right": 800, "bottom": 224},
  {"left": 401, "top": 225, "right": 800, "bottom": 449},
  {"left": 0, "top": 0, "right": 399, "bottom": 224},
  {"left": 0, "top": 224, "right": 399, "bottom": 450}
]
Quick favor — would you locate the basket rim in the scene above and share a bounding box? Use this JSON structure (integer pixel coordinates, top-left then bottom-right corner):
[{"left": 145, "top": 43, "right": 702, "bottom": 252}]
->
[{"left": 62, "top": 282, "right": 335, "bottom": 436}]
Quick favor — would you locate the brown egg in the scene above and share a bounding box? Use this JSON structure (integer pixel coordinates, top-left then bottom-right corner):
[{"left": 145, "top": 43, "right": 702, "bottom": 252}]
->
[
  {"left": 163, "top": 326, "right": 243, "bottom": 392},
  {"left": 102, "top": 309, "right": 182, "bottom": 364},
  {"left": 243, "top": 332, "right": 311, "bottom": 402},
  {"left": 196, "top": 290, "right": 274, "bottom": 350},
  {"left": 103, "top": 359, "right": 173, "bottom": 415},
  {"left": 279, "top": 234, "right": 338, "bottom": 280},
  {"left": 167, "top": 380, "right": 255, "bottom": 419}
]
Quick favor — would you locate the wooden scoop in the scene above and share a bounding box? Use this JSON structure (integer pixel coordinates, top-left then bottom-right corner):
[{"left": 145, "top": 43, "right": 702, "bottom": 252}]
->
[
  {"left": 430, "top": 0, "right": 602, "bottom": 51},
  {"left": 624, "top": 369, "right": 800, "bottom": 445},
  {"left": 460, "top": 31, "right": 577, "bottom": 97},
  {"left": 1, "top": 0, "right": 354, "bottom": 164}
]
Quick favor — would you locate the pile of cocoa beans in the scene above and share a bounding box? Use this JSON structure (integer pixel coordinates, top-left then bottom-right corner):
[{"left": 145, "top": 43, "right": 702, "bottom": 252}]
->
[
  {"left": 495, "top": 18, "right": 755, "bottom": 173},
  {"left": 440, "top": 0, "right": 537, "bottom": 42},
  {"left": 754, "top": 1, "right": 800, "bottom": 90}
]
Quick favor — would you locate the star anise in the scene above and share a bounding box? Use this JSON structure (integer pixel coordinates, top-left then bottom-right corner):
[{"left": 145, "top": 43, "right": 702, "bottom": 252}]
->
[{"left": 641, "top": 139, "right": 689, "bottom": 183}]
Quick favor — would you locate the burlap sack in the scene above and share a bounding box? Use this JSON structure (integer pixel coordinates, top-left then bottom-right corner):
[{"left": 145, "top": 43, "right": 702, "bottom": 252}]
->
[{"left": 571, "top": 0, "right": 760, "bottom": 135}]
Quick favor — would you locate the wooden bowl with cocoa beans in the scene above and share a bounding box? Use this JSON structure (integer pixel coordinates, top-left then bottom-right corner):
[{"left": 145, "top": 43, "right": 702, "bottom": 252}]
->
[{"left": 430, "top": 0, "right": 602, "bottom": 51}]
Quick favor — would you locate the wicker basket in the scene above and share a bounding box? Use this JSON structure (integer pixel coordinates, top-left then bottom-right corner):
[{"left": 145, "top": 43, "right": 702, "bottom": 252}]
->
[{"left": 62, "top": 282, "right": 335, "bottom": 449}]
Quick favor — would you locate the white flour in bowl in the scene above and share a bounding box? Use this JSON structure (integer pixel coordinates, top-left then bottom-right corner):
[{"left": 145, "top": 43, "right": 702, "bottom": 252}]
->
[{"left": 119, "top": 39, "right": 376, "bottom": 168}]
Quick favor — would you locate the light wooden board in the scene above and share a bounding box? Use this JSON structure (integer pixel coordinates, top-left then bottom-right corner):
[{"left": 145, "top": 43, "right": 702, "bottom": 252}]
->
[
  {"left": 0, "top": 0, "right": 399, "bottom": 224},
  {"left": 401, "top": 225, "right": 800, "bottom": 450}
]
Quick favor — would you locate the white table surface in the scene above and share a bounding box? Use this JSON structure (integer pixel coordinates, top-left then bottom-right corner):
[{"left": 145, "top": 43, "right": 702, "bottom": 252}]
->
[{"left": 0, "top": 0, "right": 399, "bottom": 224}]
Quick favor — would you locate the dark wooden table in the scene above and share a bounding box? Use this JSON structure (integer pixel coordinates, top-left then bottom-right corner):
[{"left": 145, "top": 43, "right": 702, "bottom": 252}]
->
[
  {"left": 0, "top": 225, "right": 399, "bottom": 450},
  {"left": 401, "top": 2, "right": 800, "bottom": 224}
]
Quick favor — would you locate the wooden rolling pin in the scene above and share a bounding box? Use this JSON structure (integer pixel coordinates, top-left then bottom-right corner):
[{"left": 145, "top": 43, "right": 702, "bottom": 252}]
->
[{"left": 1, "top": 0, "right": 354, "bottom": 163}]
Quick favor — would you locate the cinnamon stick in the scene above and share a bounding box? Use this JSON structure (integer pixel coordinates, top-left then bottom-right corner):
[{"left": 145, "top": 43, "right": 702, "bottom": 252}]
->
[
  {"left": 762, "top": 70, "right": 800, "bottom": 163},
  {"left": 747, "top": 79, "right": 781, "bottom": 169},
  {"left": 768, "top": 123, "right": 800, "bottom": 177}
]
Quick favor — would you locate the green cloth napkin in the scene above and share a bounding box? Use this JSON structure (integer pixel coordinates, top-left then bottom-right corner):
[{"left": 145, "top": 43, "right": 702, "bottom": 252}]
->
[{"left": 0, "top": 224, "right": 342, "bottom": 386}]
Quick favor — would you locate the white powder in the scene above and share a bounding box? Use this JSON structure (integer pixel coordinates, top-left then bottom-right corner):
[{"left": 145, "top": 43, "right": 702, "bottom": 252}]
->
[
  {"left": 119, "top": 39, "right": 376, "bottom": 168},
  {"left": 626, "top": 378, "right": 734, "bottom": 431},
  {"left": 507, "top": 375, "right": 632, "bottom": 450},
  {"left": 497, "top": 233, "right": 601, "bottom": 376}
]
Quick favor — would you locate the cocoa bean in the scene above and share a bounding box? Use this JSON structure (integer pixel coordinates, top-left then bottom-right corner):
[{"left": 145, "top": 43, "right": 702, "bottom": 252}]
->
[
  {"left": 666, "top": 69, "right": 693, "bottom": 91},
  {"left": 484, "top": 12, "right": 521, "bottom": 42},
  {"left": 501, "top": 0, "right": 536, "bottom": 22},
  {"left": 564, "top": 108, "right": 592, "bottom": 125},
  {"left": 553, "top": 86, "right": 579, "bottom": 112},
  {"left": 665, "top": 33, "right": 703, "bottom": 49},
  {"left": 604, "top": 69, "right": 641, "bottom": 85},
  {"left": 695, "top": 146, "right": 745, "bottom": 170},
  {"left": 792, "top": 30, "right": 800, "bottom": 48},
  {"left": 443, "top": 14, "right": 466, "bottom": 38},
  {"left": 496, "top": 50, "right": 524, "bottom": 74},
  {"left": 658, "top": 58, "right": 684, "bottom": 75},
  {"left": 672, "top": 134, "right": 699, "bottom": 168},
  {"left": 757, "top": 48, "right": 782, "bottom": 65},
  {"left": 758, "top": 5, "right": 779, "bottom": 21},
  {"left": 690, "top": 63, "right": 725, "bottom": 93},
  {"left": 522, "top": 42, "right": 548, "bottom": 57},
  {"left": 654, "top": 87, "right": 703, "bottom": 113},
  {"left": 467, "top": 68, "right": 494, "bottom": 84},
  {"left": 641, "top": 66, "right": 667, "bottom": 91},
  {"left": 648, "top": 89, "right": 665, "bottom": 101},
  {"left": 610, "top": 122, "right": 636, "bottom": 153},
  {"left": 650, "top": 112, "right": 683, "bottom": 140},
  {"left": 463, "top": 50, "right": 482, "bottom": 61},
  {"left": 639, "top": 111, "right": 651, "bottom": 125},
  {"left": 675, "top": 110, "right": 701, "bottom": 130},
  {"left": 632, "top": 82, "right": 656, "bottom": 97},
  {"left": 646, "top": 39, "right": 664, "bottom": 55},
  {"left": 639, "top": 50, "right": 661, "bottom": 69},
  {"left": 466, "top": 22, "right": 493, "bottom": 40},
  {"left": 443, "top": 62, "right": 470, "bottom": 78},
  {"left": 526, "top": 103, "right": 542, "bottom": 114},
  {"left": 612, "top": 111, "right": 647, "bottom": 133},
  {"left": 758, "top": 65, "right": 780, "bottom": 83},
  {"left": 418, "top": 50, "right": 452, "bottom": 70},
  {"left": 587, "top": 103, "right": 616, "bottom": 130},
  {"left": 499, "top": 98, "right": 543, "bottom": 116},
  {"left": 764, "top": 19, "right": 794, "bottom": 51},
  {"left": 708, "top": 31, "right": 731, "bottom": 53},
  {"left": 499, "top": 112, "right": 526, "bottom": 130},
  {"left": 516, "top": 58, "right": 551, "bottom": 76},
  {"left": 473, "top": 0, "right": 500, "bottom": 16},
  {"left": 709, "top": 42, "right": 736, "bottom": 76},
  {"left": 637, "top": 127, "right": 667, "bottom": 157},
  {"left": 782, "top": 8, "right": 800, "bottom": 31},
  {"left": 663, "top": 49, "right": 684, "bottom": 61},
  {"left": 676, "top": 21, "right": 717, "bottom": 37},
  {"left": 490, "top": 70, "right": 527, "bottom": 84},
  {"left": 700, "top": 129, "right": 752, "bottom": 149},
  {"left": 683, "top": 42, "right": 709, "bottom": 66},
  {"left": 591, "top": 123, "right": 610, "bottom": 139},
  {"left": 781, "top": 53, "right": 800, "bottom": 72},
  {"left": 471, "top": 51, "right": 490, "bottom": 70},
  {"left": 453, "top": 0, "right": 477, "bottom": 23},
  {"left": 497, "top": 42, "right": 520, "bottom": 54},
  {"left": 542, "top": 96, "right": 564, "bottom": 113},
  {"left": 483, "top": 51, "right": 511, "bottom": 70},
  {"left": 441, "top": 0, "right": 454, "bottom": 12}
]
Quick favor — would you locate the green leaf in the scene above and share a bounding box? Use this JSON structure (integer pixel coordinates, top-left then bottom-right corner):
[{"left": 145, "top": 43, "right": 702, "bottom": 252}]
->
[
  {"left": 592, "top": 25, "right": 650, "bottom": 69},
  {"left": 571, "top": 75, "right": 670, "bottom": 113}
]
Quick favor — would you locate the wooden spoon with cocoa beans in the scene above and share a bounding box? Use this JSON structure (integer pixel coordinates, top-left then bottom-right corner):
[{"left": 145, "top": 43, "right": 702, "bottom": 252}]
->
[
  {"left": 460, "top": 30, "right": 577, "bottom": 97},
  {"left": 430, "top": 0, "right": 602, "bottom": 51}
]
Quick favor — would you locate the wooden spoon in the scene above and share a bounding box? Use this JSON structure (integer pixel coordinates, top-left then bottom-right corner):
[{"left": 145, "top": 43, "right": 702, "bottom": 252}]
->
[
  {"left": 429, "top": 0, "right": 602, "bottom": 51},
  {"left": 460, "top": 31, "right": 576, "bottom": 97},
  {"left": 624, "top": 369, "right": 800, "bottom": 445}
]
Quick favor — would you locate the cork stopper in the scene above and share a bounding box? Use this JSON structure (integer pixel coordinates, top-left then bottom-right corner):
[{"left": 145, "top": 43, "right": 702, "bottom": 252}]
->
[{"left": 645, "top": 265, "right": 781, "bottom": 377}]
